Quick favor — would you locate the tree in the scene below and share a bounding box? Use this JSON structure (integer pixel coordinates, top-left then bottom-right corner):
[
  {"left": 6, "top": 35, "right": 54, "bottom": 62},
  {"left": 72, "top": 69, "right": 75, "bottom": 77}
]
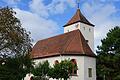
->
[
  {"left": 0, "top": 7, "right": 32, "bottom": 58},
  {"left": 32, "top": 60, "right": 50, "bottom": 80},
  {"left": 0, "top": 7, "right": 33, "bottom": 80},
  {"left": 0, "top": 55, "right": 33, "bottom": 80},
  {"left": 32, "top": 59, "right": 77, "bottom": 80},
  {"left": 96, "top": 26, "right": 120, "bottom": 80},
  {"left": 48, "top": 59, "right": 76, "bottom": 80}
]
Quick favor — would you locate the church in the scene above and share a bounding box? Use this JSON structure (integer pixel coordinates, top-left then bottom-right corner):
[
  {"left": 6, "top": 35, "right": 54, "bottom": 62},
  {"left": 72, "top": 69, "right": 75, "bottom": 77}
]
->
[{"left": 26, "top": 5, "right": 96, "bottom": 80}]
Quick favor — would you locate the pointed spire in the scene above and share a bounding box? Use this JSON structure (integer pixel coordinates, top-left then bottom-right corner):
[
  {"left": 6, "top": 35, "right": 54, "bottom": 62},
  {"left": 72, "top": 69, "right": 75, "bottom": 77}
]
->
[
  {"left": 63, "top": 0, "right": 94, "bottom": 27},
  {"left": 63, "top": 8, "right": 94, "bottom": 27}
]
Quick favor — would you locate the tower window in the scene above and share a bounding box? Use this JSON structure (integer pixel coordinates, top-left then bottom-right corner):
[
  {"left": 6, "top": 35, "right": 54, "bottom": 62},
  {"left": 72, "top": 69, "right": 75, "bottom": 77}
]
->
[
  {"left": 89, "top": 28, "right": 91, "bottom": 32},
  {"left": 67, "top": 30, "right": 69, "bottom": 32},
  {"left": 75, "top": 24, "right": 79, "bottom": 28},
  {"left": 83, "top": 27, "right": 85, "bottom": 30},
  {"left": 88, "top": 68, "right": 92, "bottom": 77}
]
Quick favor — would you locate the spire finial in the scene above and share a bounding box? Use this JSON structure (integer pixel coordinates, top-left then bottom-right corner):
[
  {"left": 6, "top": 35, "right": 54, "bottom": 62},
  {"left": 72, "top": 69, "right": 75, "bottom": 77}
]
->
[{"left": 76, "top": 0, "right": 80, "bottom": 9}]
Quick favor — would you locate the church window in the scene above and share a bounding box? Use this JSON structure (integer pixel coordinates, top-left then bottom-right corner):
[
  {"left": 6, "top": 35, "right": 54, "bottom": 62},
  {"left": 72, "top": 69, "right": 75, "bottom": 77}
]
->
[
  {"left": 88, "top": 68, "right": 92, "bottom": 77},
  {"left": 75, "top": 24, "right": 79, "bottom": 28},
  {"left": 71, "top": 59, "right": 77, "bottom": 75},
  {"left": 83, "top": 27, "right": 85, "bottom": 30},
  {"left": 54, "top": 60, "right": 59, "bottom": 64},
  {"left": 86, "top": 40, "right": 88, "bottom": 43},
  {"left": 89, "top": 28, "right": 91, "bottom": 32},
  {"left": 67, "top": 30, "right": 69, "bottom": 32}
]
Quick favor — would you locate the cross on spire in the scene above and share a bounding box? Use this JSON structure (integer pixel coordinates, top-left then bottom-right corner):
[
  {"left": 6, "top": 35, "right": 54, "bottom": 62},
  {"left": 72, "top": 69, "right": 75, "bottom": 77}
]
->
[{"left": 76, "top": 0, "right": 80, "bottom": 9}]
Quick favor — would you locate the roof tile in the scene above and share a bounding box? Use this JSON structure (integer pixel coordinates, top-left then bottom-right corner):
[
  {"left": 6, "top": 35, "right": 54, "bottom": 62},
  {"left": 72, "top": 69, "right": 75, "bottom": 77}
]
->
[{"left": 31, "top": 30, "right": 96, "bottom": 59}]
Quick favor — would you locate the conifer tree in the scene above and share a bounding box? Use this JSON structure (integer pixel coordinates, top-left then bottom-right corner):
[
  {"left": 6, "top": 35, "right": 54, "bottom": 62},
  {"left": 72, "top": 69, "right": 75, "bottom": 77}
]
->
[{"left": 97, "top": 26, "right": 120, "bottom": 80}]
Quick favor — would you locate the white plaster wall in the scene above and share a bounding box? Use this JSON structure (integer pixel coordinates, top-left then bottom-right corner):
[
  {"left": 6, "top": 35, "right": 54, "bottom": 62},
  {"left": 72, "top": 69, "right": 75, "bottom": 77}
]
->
[
  {"left": 62, "top": 56, "right": 96, "bottom": 80},
  {"left": 64, "top": 22, "right": 94, "bottom": 52},
  {"left": 28, "top": 55, "right": 96, "bottom": 80},
  {"left": 64, "top": 22, "right": 80, "bottom": 33},
  {"left": 80, "top": 23, "right": 94, "bottom": 52},
  {"left": 84, "top": 56, "right": 96, "bottom": 80},
  {"left": 33, "top": 56, "right": 62, "bottom": 67}
]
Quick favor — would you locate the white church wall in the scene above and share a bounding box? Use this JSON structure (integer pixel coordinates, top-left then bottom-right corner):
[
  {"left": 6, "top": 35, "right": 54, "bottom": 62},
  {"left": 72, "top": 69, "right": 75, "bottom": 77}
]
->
[
  {"left": 64, "top": 22, "right": 94, "bottom": 52},
  {"left": 64, "top": 22, "right": 80, "bottom": 33},
  {"left": 32, "top": 55, "right": 96, "bottom": 80},
  {"left": 62, "top": 55, "right": 96, "bottom": 80},
  {"left": 80, "top": 23, "right": 94, "bottom": 52},
  {"left": 84, "top": 56, "right": 96, "bottom": 80},
  {"left": 33, "top": 56, "right": 61, "bottom": 67},
  {"left": 62, "top": 55, "right": 85, "bottom": 80}
]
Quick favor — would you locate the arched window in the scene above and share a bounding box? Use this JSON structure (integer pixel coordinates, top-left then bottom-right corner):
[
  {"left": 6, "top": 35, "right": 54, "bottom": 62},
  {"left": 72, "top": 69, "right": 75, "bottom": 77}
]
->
[
  {"left": 54, "top": 60, "right": 59, "bottom": 64},
  {"left": 71, "top": 59, "right": 77, "bottom": 75}
]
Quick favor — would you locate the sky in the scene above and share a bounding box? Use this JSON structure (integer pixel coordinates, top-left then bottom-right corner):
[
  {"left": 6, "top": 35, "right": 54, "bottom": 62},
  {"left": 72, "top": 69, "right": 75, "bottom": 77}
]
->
[{"left": 0, "top": 0, "right": 120, "bottom": 52}]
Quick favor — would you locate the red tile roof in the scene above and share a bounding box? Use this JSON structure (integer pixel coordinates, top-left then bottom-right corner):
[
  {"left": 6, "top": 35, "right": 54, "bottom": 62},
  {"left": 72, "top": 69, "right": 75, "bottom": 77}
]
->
[
  {"left": 63, "top": 9, "right": 94, "bottom": 27},
  {"left": 31, "top": 30, "right": 96, "bottom": 59}
]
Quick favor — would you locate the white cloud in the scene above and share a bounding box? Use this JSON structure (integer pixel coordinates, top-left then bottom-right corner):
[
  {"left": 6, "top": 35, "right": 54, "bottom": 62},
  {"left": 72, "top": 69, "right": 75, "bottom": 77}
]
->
[
  {"left": 47, "top": 0, "right": 76, "bottom": 14},
  {"left": 29, "top": 0, "right": 49, "bottom": 18},
  {"left": 2, "top": 0, "right": 20, "bottom": 6},
  {"left": 14, "top": 8, "right": 60, "bottom": 42},
  {"left": 81, "top": 2, "right": 120, "bottom": 51},
  {"left": 29, "top": 0, "right": 76, "bottom": 17}
]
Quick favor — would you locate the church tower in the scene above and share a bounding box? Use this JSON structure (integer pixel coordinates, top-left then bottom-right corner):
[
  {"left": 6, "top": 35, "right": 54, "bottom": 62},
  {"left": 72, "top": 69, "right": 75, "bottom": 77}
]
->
[{"left": 63, "top": 8, "right": 94, "bottom": 52}]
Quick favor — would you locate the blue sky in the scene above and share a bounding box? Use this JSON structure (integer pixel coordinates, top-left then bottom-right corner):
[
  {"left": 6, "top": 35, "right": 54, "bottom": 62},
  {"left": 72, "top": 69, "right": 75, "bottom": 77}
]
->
[{"left": 0, "top": 0, "right": 120, "bottom": 51}]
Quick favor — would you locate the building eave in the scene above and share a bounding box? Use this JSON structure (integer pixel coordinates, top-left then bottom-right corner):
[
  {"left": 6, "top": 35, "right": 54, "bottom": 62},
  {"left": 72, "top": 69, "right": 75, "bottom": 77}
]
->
[
  {"left": 63, "top": 20, "right": 95, "bottom": 27},
  {"left": 32, "top": 52, "right": 96, "bottom": 60}
]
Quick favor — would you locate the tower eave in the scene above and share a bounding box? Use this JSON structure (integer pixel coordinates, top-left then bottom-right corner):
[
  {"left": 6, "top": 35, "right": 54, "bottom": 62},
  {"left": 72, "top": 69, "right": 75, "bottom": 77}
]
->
[{"left": 63, "top": 20, "right": 95, "bottom": 27}]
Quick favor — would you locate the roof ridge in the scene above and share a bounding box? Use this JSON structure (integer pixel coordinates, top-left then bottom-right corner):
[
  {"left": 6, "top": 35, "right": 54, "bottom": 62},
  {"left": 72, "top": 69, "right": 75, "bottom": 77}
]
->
[
  {"left": 62, "top": 30, "right": 78, "bottom": 53},
  {"left": 78, "top": 30, "right": 95, "bottom": 56},
  {"left": 77, "top": 30, "right": 85, "bottom": 54},
  {"left": 37, "top": 30, "right": 77, "bottom": 42}
]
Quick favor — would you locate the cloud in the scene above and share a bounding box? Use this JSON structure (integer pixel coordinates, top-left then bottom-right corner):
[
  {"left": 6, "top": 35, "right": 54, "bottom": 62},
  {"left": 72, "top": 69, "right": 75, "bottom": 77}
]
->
[
  {"left": 2, "top": 0, "right": 20, "bottom": 6},
  {"left": 14, "top": 8, "right": 60, "bottom": 42},
  {"left": 81, "top": 2, "right": 120, "bottom": 51},
  {"left": 29, "top": 0, "right": 76, "bottom": 18},
  {"left": 47, "top": 0, "right": 76, "bottom": 14},
  {"left": 29, "top": 0, "right": 49, "bottom": 18}
]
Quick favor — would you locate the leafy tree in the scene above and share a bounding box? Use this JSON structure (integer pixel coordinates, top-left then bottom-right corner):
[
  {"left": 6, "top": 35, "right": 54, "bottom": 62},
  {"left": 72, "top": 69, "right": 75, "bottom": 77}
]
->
[
  {"left": 0, "top": 7, "right": 33, "bottom": 80},
  {"left": 0, "top": 7, "right": 32, "bottom": 58},
  {"left": 96, "top": 26, "right": 120, "bottom": 80},
  {"left": 32, "top": 60, "right": 50, "bottom": 80},
  {"left": 48, "top": 59, "right": 76, "bottom": 80},
  {"left": 32, "top": 59, "right": 77, "bottom": 80},
  {"left": 0, "top": 55, "right": 33, "bottom": 80}
]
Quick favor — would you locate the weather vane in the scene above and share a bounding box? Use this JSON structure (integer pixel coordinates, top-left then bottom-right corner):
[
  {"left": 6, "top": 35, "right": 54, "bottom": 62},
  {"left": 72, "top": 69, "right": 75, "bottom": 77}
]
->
[{"left": 76, "top": 0, "right": 80, "bottom": 9}]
